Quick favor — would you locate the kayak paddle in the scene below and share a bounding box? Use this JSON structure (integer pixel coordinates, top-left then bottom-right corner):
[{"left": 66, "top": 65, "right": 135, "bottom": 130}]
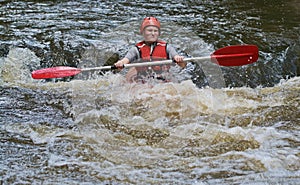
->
[{"left": 31, "top": 45, "right": 258, "bottom": 79}]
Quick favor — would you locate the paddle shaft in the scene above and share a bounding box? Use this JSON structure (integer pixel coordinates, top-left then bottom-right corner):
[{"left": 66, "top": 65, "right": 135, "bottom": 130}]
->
[
  {"left": 80, "top": 52, "right": 253, "bottom": 72},
  {"left": 81, "top": 56, "right": 212, "bottom": 72},
  {"left": 31, "top": 45, "right": 259, "bottom": 79}
]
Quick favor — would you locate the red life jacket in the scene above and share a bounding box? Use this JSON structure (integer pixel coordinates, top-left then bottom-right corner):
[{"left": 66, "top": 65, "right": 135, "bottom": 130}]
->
[{"left": 135, "top": 40, "right": 169, "bottom": 72}]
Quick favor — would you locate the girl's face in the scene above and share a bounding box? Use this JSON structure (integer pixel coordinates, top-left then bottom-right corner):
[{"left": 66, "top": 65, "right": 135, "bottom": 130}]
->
[{"left": 142, "top": 26, "right": 160, "bottom": 43}]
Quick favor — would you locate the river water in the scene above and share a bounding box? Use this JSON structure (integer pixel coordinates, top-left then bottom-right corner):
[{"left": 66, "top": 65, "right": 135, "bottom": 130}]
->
[{"left": 0, "top": 1, "right": 299, "bottom": 184}]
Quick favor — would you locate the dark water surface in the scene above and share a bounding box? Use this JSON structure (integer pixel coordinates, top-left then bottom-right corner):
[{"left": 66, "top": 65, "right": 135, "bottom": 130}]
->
[{"left": 0, "top": 1, "right": 299, "bottom": 184}]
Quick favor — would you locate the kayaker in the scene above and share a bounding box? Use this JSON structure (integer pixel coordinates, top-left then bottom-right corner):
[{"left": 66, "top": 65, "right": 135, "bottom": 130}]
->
[{"left": 114, "top": 16, "right": 187, "bottom": 82}]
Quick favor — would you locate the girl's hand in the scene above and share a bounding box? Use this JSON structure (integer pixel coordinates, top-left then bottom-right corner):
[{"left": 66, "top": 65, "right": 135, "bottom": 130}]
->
[
  {"left": 114, "top": 58, "right": 130, "bottom": 69},
  {"left": 173, "top": 55, "right": 186, "bottom": 68}
]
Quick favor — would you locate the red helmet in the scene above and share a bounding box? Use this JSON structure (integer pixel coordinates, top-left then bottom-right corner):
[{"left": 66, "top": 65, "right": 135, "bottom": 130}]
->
[{"left": 140, "top": 17, "right": 161, "bottom": 34}]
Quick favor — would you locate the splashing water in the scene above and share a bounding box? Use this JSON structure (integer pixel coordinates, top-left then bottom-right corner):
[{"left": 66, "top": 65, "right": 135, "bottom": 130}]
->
[{"left": 1, "top": 1, "right": 299, "bottom": 184}]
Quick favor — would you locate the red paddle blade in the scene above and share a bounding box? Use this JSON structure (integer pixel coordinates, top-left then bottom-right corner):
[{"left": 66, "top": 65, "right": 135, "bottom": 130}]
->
[
  {"left": 211, "top": 45, "right": 259, "bottom": 66},
  {"left": 31, "top": 66, "right": 81, "bottom": 79}
]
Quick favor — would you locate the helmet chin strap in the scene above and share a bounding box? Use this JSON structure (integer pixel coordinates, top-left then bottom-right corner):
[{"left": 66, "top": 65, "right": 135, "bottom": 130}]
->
[{"left": 144, "top": 41, "right": 156, "bottom": 45}]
